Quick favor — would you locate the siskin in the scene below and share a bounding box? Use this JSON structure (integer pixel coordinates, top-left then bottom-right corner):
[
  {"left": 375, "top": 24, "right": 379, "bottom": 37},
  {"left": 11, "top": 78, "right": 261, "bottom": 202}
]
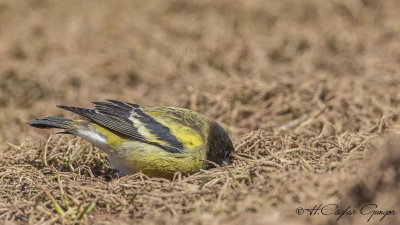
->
[{"left": 28, "top": 100, "right": 235, "bottom": 178}]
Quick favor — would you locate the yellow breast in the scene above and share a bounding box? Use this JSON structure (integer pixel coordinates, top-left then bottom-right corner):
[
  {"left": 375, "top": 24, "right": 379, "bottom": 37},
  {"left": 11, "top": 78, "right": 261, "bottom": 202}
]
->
[
  {"left": 90, "top": 123, "right": 207, "bottom": 178},
  {"left": 118, "top": 141, "right": 207, "bottom": 178}
]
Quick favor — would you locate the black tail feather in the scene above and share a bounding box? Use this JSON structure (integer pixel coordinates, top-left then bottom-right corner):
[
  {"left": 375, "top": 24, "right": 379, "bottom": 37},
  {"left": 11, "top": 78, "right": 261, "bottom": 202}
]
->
[{"left": 27, "top": 117, "right": 75, "bottom": 130}]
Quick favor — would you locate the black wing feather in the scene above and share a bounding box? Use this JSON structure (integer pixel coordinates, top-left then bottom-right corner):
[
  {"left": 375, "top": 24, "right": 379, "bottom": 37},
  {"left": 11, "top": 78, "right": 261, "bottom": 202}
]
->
[
  {"left": 92, "top": 102, "right": 130, "bottom": 119},
  {"left": 57, "top": 105, "right": 145, "bottom": 141},
  {"left": 105, "top": 99, "right": 139, "bottom": 110},
  {"left": 58, "top": 101, "right": 183, "bottom": 153},
  {"left": 102, "top": 100, "right": 183, "bottom": 153}
]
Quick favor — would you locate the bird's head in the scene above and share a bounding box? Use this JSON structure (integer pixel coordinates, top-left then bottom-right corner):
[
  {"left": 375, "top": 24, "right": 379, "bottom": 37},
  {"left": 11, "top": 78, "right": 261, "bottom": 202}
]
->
[{"left": 204, "top": 121, "right": 235, "bottom": 169}]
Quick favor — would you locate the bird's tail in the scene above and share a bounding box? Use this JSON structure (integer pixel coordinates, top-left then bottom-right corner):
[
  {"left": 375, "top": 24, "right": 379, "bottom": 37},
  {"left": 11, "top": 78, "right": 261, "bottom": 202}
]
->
[{"left": 27, "top": 117, "right": 84, "bottom": 133}]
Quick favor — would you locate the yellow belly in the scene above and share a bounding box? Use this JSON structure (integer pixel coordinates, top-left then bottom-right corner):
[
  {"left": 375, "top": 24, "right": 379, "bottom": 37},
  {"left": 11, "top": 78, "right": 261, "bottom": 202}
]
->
[
  {"left": 116, "top": 141, "right": 206, "bottom": 178},
  {"left": 89, "top": 123, "right": 207, "bottom": 178}
]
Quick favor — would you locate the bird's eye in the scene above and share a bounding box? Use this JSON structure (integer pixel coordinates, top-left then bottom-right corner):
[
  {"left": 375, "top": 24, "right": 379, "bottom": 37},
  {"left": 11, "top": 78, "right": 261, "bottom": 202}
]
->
[{"left": 224, "top": 151, "right": 229, "bottom": 158}]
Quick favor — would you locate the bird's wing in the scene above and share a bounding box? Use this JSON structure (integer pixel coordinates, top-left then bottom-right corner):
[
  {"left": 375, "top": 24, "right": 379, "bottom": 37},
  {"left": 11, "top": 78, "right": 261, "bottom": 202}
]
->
[
  {"left": 141, "top": 105, "right": 207, "bottom": 150},
  {"left": 58, "top": 100, "right": 205, "bottom": 153}
]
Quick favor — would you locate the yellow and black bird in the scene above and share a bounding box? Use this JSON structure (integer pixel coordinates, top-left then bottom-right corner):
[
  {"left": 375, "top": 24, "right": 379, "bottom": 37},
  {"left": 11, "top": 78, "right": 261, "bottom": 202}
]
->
[{"left": 28, "top": 100, "right": 235, "bottom": 178}]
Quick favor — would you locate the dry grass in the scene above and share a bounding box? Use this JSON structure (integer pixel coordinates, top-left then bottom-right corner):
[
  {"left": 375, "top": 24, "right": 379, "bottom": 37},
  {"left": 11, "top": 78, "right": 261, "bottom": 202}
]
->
[{"left": 1, "top": 0, "right": 400, "bottom": 224}]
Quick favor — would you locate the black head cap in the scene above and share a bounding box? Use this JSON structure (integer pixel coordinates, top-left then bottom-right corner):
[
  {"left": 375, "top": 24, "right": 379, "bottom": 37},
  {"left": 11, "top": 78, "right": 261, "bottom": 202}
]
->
[{"left": 204, "top": 121, "right": 235, "bottom": 169}]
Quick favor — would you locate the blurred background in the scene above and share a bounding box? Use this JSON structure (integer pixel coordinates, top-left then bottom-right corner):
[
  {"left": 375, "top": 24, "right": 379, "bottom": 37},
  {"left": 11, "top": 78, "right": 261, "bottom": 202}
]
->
[
  {"left": 1, "top": 1, "right": 400, "bottom": 224},
  {"left": 0, "top": 0, "right": 399, "bottom": 143}
]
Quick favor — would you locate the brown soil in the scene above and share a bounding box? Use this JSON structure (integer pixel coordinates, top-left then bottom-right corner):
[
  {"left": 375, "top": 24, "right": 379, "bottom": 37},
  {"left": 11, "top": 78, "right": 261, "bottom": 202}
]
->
[{"left": 0, "top": 0, "right": 399, "bottom": 224}]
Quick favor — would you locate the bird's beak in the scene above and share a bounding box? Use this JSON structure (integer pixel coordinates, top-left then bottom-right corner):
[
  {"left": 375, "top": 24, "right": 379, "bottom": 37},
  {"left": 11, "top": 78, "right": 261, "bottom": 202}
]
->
[{"left": 222, "top": 156, "right": 233, "bottom": 166}]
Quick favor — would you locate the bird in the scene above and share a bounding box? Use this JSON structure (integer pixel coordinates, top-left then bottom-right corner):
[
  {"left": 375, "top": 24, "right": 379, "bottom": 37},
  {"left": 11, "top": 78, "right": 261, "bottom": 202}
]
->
[{"left": 28, "top": 100, "right": 235, "bottom": 178}]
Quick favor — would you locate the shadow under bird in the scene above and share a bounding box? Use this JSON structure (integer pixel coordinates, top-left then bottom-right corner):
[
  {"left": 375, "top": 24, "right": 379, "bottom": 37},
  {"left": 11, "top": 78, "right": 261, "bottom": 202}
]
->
[{"left": 28, "top": 100, "right": 235, "bottom": 178}]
